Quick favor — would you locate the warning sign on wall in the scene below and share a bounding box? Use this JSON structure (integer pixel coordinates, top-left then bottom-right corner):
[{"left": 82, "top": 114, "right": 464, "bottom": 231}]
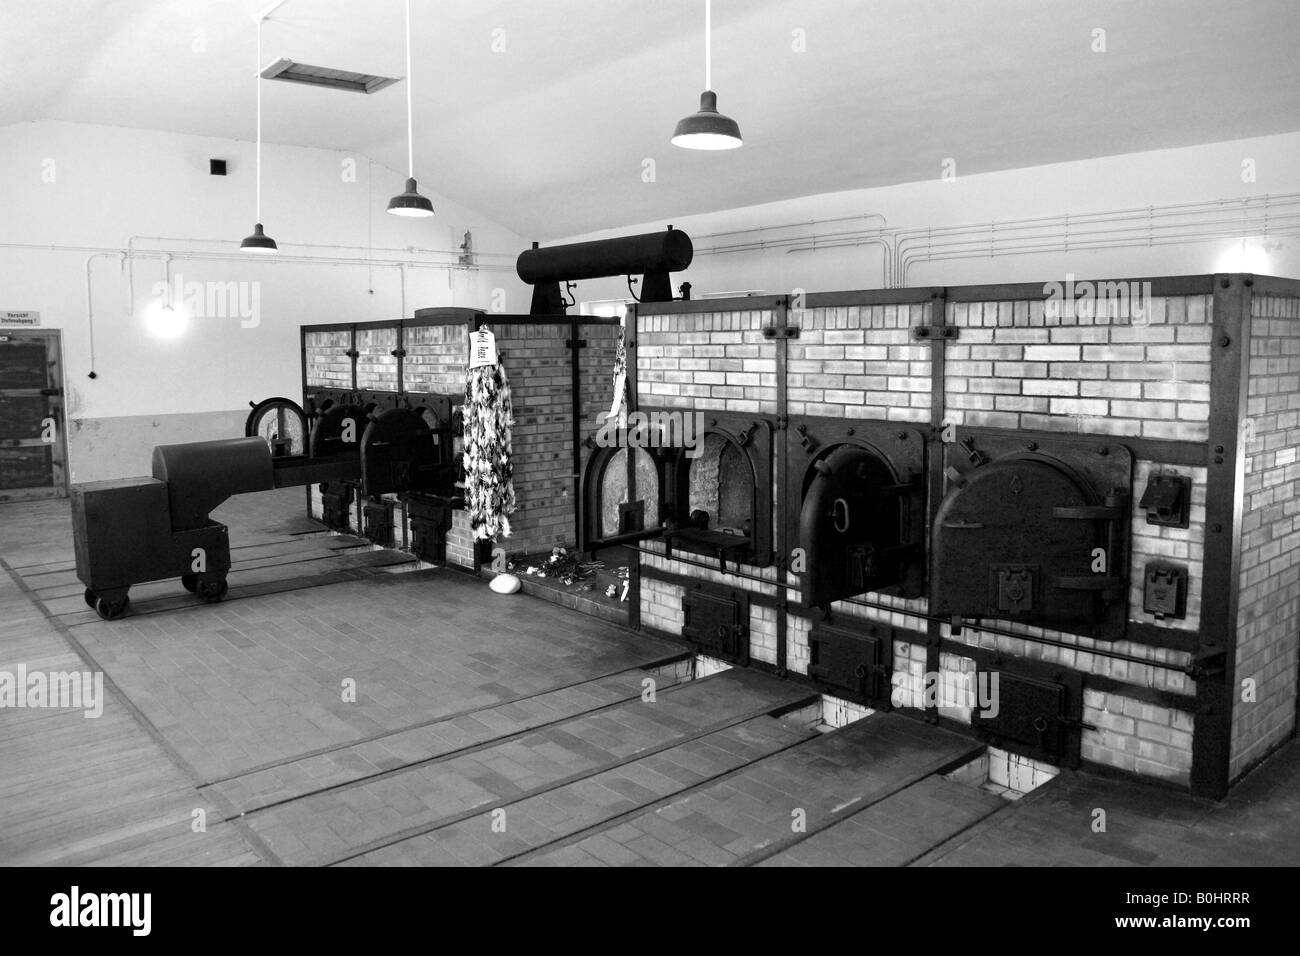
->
[{"left": 1, "top": 311, "right": 40, "bottom": 326}]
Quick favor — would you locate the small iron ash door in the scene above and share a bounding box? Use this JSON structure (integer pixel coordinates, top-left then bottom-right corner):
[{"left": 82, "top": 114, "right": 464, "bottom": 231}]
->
[
  {"left": 681, "top": 584, "right": 750, "bottom": 665},
  {"left": 808, "top": 620, "right": 893, "bottom": 709},
  {"left": 787, "top": 418, "right": 926, "bottom": 609},
  {"left": 932, "top": 431, "right": 1131, "bottom": 641},
  {"left": 973, "top": 659, "right": 1084, "bottom": 767}
]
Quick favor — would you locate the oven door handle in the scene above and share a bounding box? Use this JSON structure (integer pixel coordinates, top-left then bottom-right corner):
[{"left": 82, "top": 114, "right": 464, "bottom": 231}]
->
[{"left": 941, "top": 519, "right": 985, "bottom": 530}]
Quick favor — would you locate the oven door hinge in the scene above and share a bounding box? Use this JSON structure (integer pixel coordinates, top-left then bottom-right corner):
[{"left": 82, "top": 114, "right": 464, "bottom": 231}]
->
[
  {"left": 762, "top": 325, "right": 800, "bottom": 339},
  {"left": 911, "top": 325, "right": 958, "bottom": 341}
]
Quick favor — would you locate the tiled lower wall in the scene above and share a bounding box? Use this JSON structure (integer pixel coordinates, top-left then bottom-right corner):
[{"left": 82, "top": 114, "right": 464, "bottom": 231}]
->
[{"left": 787, "top": 585, "right": 1196, "bottom": 783}]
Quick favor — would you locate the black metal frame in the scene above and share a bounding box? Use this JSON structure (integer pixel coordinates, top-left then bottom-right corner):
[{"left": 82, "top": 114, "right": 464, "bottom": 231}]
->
[{"left": 784, "top": 415, "right": 928, "bottom": 605}]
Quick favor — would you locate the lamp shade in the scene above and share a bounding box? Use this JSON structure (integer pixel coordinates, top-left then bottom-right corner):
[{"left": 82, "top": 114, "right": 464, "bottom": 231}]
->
[
  {"left": 672, "top": 91, "right": 742, "bottom": 150},
  {"left": 240, "top": 222, "right": 278, "bottom": 253},
  {"left": 387, "top": 177, "right": 435, "bottom": 217}
]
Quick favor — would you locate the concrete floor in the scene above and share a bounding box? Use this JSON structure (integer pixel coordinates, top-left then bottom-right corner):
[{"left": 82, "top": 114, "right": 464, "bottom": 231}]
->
[{"left": 1, "top": 489, "right": 1297, "bottom": 866}]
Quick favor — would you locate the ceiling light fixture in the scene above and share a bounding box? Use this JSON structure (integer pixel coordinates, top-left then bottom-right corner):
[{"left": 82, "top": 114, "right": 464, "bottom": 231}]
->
[
  {"left": 240, "top": 1, "right": 284, "bottom": 254},
  {"left": 672, "top": 0, "right": 742, "bottom": 150},
  {"left": 387, "top": 0, "right": 434, "bottom": 217}
]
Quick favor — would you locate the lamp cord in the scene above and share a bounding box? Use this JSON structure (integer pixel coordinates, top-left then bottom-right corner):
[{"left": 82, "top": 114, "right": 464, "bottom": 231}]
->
[
  {"left": 404, "top": 0, "right": 414, "bottom": 178},
  {"left": 704, "top": 0, "right": 712, "bottom": 91},
  {"left": 255, "top": 17, "right": 263, "bottom": 222}
]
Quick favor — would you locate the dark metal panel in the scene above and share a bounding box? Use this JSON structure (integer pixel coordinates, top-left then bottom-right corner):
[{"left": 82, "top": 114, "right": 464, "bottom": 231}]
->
[
  {"left": 1191, "top": 275, "right": 1251, "bottom": 799},
  {"left": 636, "top": 295, "right": 787, "bottom": 315},
  {"left": 773, "top": 296, "right": 790, "bottom": 672},
  {"left": 803, "top": 288, "right": 942, "bottom": 307},
  {"left": 1123, "top": 621, "right": 1198, "bottom": 652},
  {"left": 949, "top": 423, "right": 1205, "bottom": 468},
  {"left": 931, "top": 431, "right": 1133, "bottom": 641},
  {"left": 1241, "top": 274, "right": 1300, "bottom": 297},
  {"left": 925, "top": 291, "right": 947, "bottom": 723},
  {"left": 974, "top": 656, "right": 1084, "bottom": 767},
  {"left": 681, "top": 582, "right": 750, "bottom": 664},
  {"left": 808, "top": 620, "right": 893, "bottom": 708},
  {"left": 945, "top": 275, "right": 1216, "bottom": 302}
]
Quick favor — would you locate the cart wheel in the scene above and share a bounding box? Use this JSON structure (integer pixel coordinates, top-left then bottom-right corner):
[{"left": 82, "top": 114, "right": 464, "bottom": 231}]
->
[
  {"left": 181, "top": 574, "right": 198, "bottom": 593},
  {"left": 196, "top": 577, "right": 229, "bottom": 604},
  {"left": 95, "top": 597, "right": 129, "bottom": 621},
  {"left": 84, "top": 588, "right": 98, "bottom": 608}
]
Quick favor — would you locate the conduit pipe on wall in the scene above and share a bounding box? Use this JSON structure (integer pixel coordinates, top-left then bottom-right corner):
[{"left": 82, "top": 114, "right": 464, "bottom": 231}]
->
[
  {"left": 83, "top": 252, "right": 126, "bottom": 378},
  {"left": 893, "top": 195, "right": 1300, "bottom": 285},
  {"left": 898, "top": 211, "right": 1300, "bottom": 283},
  {"left": 675, "top": 193, "right": 1300, "bottom": 289}
]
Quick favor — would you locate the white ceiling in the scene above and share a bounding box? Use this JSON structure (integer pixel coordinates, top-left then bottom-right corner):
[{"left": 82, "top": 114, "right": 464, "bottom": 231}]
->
[{"left": 4, "top": 0, "right": 1300, "bottom": 239}]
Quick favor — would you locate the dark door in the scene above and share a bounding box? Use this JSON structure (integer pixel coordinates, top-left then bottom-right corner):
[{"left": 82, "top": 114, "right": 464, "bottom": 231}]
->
[
  {"left": 931, "top": 457, "right": 1107, "bottom": 636},
  {"left": 798, "top": 443, "right": 913, "bottom": 607},
  {"left": 0, "top": 331, "right": 67, "bottom": 501}
]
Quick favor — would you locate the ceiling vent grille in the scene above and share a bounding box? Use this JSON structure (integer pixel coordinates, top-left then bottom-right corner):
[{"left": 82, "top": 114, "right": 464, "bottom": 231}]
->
[{"left": 260, "top": 58, "right": 399, "bottom": 94}]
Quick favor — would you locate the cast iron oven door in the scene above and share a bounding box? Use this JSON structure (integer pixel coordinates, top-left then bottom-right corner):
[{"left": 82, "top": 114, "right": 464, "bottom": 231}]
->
[
  {"left": 360, "top": 404, "right": 449, "bottom": 497},
  {"left": 808, "top": 620, "right": 893, "bottom": 709},
  {"left": 681, "top": 583, "right": 750, "bottom": 665},
  {"left": 308, "top": 399, "right": 369, "bottom": 459},
  {"left": 972, "top": 657, "right": 1084, "bottom": 767},
  {"left": 931, "top": 430, "right": 1131, "bottom": 642},
  {"left": 788, "top": 418, "right": 926, "bottom": 608},
  {"left": 662, "top": 415, "right": 774, "bottom": 568}
]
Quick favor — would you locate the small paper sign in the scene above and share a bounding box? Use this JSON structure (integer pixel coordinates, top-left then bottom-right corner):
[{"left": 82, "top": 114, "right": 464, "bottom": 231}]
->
[
  {"left": 469, "top": 328, "right": 498, "bottom": 368},
  {"left": 1, "top": 311, "right": 40, "bottom": 326}
]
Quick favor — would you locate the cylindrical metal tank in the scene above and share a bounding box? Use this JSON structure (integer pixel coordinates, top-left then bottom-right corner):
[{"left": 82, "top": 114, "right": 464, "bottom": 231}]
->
[{"left": 517, "top": 229, "right": 693, "bottom": 284}]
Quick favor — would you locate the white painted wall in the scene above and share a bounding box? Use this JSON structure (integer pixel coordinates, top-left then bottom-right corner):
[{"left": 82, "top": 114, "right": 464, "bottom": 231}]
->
[
  {"left": 560, "top": 132, "right": 1300, "bottom": 307},
  {"left": 0, "top": 120, "right": 531, "bottom": 482}
]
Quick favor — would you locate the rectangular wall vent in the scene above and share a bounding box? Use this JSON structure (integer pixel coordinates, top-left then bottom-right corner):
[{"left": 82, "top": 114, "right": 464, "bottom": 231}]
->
[{"left": 260, "top": 58, "right": 399, "bottom": 94}]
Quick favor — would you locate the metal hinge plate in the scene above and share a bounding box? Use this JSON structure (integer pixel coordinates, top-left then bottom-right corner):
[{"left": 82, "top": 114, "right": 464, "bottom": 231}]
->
[{"left": 911, "top": 325, "right": 958, "bottom": 341}]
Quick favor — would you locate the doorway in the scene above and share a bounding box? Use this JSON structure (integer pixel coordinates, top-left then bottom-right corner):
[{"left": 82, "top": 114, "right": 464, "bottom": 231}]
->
[{"left": 0, "top": 330, "right": 68, "bottom": 501}]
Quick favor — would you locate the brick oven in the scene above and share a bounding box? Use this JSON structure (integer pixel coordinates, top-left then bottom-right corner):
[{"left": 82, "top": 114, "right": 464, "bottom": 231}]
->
[
  {"left": 293, "top": 307, "right": 621, "bottom": 570},
  {"left": 607, "top": 275, "right": 1300, "bottom": 799}
]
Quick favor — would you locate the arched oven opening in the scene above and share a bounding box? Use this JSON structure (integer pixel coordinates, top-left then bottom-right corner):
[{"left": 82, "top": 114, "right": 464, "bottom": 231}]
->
[
  {"left": 582, "top": 444, "right": 663, "bottom": 548},
  {"left": 663, "top": 417, "right": 774, "bottom": 569},
  {"left": 786, "top": 418, "right": 927, "bottom": 610}
]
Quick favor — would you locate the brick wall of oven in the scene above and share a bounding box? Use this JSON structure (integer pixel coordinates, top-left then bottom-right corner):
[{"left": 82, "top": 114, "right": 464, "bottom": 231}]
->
[
  {"left": 302, "top": 317, "right": 619, "bottom": 568},
  {"left": 1231, "top": 291, "right": 1300, "bottom": 779},
  {"left": 943, "top": 294, "right": 1213, "bottom": 440},
  {"left": 449, "top": 320, "right": 623, "bottom": 563},
  {"left": 627, "top": 280, "right": 1299, "bottom": 794},
  {"left": 637, "top": 308, "right": 778, "bottom": 415},
  {"left": 787, "top": 302, "right": 933, "bottom": 422}
]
